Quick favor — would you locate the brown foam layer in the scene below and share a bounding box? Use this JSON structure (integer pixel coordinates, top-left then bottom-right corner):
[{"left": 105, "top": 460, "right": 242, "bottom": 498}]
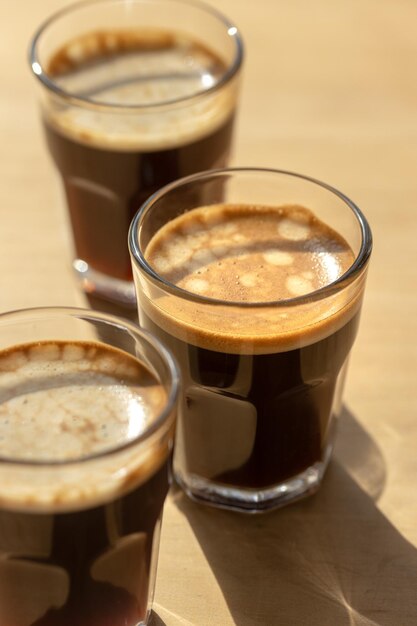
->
[
  {"left": 47, "top": 29, "right": 178, "bottom": 77},
  {"left": 0, "top": 341, "right": 172, "bottom": 512},
  {"left": 44, "top": 29, "right": 237, "bottom": 151},
  {"left": 141, "top": 203, "right": 365, "bottom": 354}
]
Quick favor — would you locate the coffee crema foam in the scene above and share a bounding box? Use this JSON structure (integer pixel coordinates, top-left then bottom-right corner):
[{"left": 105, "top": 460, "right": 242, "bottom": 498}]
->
[
  {"left": 44, "top": 29, "right": 238, "bottom": 151},
  {"left": 142, "top": 203, "right": 364, "bottom": 353},
  {"left": 0, "top": 341, "right": 170, "bottom": 512}
]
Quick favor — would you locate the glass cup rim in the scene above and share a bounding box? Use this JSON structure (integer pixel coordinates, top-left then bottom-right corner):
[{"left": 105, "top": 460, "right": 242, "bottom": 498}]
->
[
  {"left": 129, "top": 167, "right": 373, "bottom": 308},
  {"left": 28, "top": 0, "right": 244, "bottom": 112},
  {"left": 0, "top": 306, "right": 180, "bottom": 467}
]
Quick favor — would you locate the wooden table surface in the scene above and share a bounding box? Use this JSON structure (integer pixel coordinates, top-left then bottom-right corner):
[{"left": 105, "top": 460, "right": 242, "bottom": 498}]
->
[{"left": 1, "top": 1, "right": 416, "bottom": 624}]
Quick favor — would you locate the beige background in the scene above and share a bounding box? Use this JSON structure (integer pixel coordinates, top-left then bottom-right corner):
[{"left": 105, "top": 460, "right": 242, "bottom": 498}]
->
[{"left": 1, "top": 1, "right": 417, "bottom": 624}]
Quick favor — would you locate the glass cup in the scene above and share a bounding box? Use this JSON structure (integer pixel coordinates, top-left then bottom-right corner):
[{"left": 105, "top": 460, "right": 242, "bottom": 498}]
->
[
  {"left": 0, "top": 306, "right": 179, "bottom": 626},
  {"left": 129, "top": 167, "right": 372, "bottom": 513},
  {"left": 29, "top": 0, "right": 243, "bottom": 307}
]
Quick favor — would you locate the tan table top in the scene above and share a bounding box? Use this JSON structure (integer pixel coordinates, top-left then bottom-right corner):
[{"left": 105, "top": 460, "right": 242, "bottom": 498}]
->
[{"left": 1, "top": 1, "right": 416, "bottom": 624}]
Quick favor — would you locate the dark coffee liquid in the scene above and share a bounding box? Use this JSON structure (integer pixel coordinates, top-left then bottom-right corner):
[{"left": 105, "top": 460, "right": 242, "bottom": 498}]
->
[
  {"left": 140, "top": 310, "right": 359, "bottom": 491},
  {"left": 43, "top": 116, "right": 234, "bottom": 280},
  {"left": 0, "top": 462, "right": 168, "bottom": 626}
]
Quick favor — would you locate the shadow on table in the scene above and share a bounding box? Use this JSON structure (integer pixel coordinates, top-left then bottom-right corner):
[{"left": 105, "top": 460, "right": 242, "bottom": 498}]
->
[{"left": 173, "top": 407, "right": 417, "bottom": 626}]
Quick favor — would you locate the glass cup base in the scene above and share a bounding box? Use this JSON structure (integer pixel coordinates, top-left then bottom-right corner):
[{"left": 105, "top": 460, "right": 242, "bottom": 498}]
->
[
  {"left": 175, "top": 443, "right": 333, "bottom": 514},
  {"left": 73, "top": 259, "right": 136, "bottom": 308}
]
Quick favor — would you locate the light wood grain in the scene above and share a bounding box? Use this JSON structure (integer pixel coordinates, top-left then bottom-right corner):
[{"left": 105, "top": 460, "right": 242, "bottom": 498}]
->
[{"left": 1, "top": 1, "right": 416, "bottom": 624}]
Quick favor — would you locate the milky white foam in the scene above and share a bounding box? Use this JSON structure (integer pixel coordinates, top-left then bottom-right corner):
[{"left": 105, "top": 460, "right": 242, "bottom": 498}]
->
[
  {"left": 0, "top": 341, "right": 172, "bottom": 512},
  {"left": 0, "top": 342, "right": 165, "bottom": 461}
]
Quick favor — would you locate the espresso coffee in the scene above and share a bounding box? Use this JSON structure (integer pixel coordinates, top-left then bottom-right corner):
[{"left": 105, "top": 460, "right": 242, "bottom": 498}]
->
[
  {"left": 141, "top": 203, "right": 361, "bottom": 504},
  {"left": 0, "top": 340, "right": 170, "bottom": 626},
  {"left": 43, "top": 29, "right": 237, "bottom": 282}
]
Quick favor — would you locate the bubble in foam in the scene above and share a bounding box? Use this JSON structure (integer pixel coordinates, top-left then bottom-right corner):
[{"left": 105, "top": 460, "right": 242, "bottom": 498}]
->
[
  {"left": 286, "top": 275, "right": 314, "bottom": 296},
  {"left": 62, "top": 344, "right": 86, "bottom": 362},
  {"left": 30, "top": 343, "right": 60, "bottom": 362},
  {"left": 152, "top": 255, "right": 172, "bottom": 274},
  {"left": 185, "top": 278, "right": 209, "bottom": 294},
  {"left": 165, "top": 240, "right": 192, "bottom": 267},
  {"left": 67, "top": 41, "right": 85, "bottom": 63},
  {"left": 263, "top": 250, "right": 293, "bottom": 266},
  {"left": 240, "top": 273, "right": 257, "bottom": 288},
  {"left": 202, "top": 211, "right": 223, "bottom": 227},
  {"left": 191, "top": 248, "right": 216, "bottom": 265},
  {"left": 278, "top": 218, "right": 310, "bottom": 241},
  {"left": 185, "top": 232, "right": 209, "bottom": 250}
]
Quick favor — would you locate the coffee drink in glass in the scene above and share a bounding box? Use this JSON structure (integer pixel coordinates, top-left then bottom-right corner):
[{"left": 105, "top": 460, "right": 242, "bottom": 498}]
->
[
  {"left": 29, "top": 0, "right": 243, "bottom": 306},
  {"left": 129, "top": 168, "right": 372, "bottom": 513},
  {"left": 0, "top": 307, "right": 179, "bottom": 625}
]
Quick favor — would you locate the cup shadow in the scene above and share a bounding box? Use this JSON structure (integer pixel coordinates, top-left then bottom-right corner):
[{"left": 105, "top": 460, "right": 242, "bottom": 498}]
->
[
  {"left": 173, "top": 407, "right": 417, "bottom": 625},
  {"left": 85, "top": 294, "right": 139, "bottom": 324},
  {"left": 149, "top": 611, "right": 167, "bottom": 626}
]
